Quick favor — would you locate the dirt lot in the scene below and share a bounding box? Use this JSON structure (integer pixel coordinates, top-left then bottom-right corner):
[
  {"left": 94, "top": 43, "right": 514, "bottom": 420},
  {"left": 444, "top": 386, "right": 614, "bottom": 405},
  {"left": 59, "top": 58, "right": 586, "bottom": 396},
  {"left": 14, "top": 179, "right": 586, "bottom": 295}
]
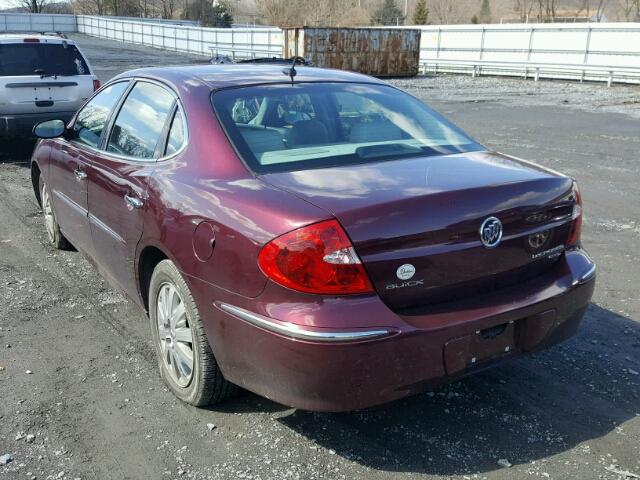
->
[{"left": 0, "top": 35, "right": 638, "bottom": 480}]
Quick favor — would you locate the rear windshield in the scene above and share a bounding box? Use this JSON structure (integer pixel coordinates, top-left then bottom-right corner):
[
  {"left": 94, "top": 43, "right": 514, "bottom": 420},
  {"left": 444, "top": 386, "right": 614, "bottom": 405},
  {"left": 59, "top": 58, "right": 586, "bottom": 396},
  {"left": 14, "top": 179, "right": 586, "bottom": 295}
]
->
[
  {"left": 0, "top": 43, "right": 90, "bottom": 77},
  {"left": 212, "top": 82, "right": 482, "bottom": 173}
]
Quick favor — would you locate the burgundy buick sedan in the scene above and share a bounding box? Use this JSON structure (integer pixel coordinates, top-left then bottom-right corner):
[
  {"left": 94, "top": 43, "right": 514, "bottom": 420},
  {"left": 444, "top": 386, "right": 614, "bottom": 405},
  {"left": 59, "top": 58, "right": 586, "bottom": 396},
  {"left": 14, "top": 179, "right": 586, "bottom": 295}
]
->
[{"left": 30, "top": 64, "right": 596, "bottom": 411}]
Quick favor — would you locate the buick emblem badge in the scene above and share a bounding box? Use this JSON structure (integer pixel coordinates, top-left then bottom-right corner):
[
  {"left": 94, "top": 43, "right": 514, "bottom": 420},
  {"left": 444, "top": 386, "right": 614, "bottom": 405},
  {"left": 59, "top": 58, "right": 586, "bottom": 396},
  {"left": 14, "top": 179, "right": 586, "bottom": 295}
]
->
[
  {"left": 396, "top": 264, "right": 416, "bottom": 281},
  {"left": 480, "top": 216, "right": 503, "bottom": 248}
]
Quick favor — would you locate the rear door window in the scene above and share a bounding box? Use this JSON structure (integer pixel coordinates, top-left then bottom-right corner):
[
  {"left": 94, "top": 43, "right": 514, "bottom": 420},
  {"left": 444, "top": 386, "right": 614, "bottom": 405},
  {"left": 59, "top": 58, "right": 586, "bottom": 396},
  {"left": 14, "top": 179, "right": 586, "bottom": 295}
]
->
[
  {"left": 0, "top": 43, "right": 90, "bottom": 77},
  {"left": 73, "top": 81, "right": 129, "bottom": 149},
  {"left": 107, "top": 81, "right": 175, "bottom": 160}
]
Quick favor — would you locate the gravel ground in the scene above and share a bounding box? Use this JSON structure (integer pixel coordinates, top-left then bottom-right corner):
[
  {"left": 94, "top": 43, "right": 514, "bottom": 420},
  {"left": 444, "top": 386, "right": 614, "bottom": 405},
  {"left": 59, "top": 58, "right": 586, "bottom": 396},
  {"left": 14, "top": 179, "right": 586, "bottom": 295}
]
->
[{"left": 0, "top": 34, "right": 638, "bottom": 480}]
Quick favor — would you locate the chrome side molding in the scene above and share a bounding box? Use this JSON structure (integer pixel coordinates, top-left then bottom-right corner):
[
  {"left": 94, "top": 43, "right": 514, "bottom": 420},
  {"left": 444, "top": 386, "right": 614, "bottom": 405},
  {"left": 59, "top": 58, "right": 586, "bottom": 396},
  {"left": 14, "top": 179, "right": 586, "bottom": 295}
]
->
[{"left": 217, "top": 303, "right": 392, "bottom": 343}]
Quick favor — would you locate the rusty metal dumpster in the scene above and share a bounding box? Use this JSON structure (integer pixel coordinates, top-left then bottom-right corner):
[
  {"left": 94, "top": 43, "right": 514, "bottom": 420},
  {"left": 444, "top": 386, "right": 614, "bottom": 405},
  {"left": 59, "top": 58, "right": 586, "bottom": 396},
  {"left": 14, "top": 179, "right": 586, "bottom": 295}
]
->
[{"left": 282, "top": 27, "right": 421, "bottom": 77}]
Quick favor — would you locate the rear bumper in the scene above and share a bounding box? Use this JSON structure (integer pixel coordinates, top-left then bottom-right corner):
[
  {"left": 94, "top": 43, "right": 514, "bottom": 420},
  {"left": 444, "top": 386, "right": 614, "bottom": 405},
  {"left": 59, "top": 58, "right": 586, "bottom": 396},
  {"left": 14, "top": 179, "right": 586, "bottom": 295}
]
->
[
  {"left": 194, "top": 248, "right": 596, "bottom": 412},
  {"left": 0, "top": 112, "right": 74, "bottom": 138}
]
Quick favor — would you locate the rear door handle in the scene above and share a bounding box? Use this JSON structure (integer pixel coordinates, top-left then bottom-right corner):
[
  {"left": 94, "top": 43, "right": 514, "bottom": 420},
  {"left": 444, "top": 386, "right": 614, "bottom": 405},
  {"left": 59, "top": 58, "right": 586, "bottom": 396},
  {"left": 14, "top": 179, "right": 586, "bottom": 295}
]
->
[
  {"left": 73, "top": 169, "right": 87, "bottom": 181},
  {"left": 124, "top": 194, "right": 143, "bottom": 210}
]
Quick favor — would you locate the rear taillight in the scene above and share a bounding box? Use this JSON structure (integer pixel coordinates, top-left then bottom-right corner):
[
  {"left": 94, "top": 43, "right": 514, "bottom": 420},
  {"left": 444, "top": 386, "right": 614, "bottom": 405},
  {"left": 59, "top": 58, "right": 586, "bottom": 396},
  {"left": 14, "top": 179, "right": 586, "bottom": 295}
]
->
[
  {"left": 258, "top": 219, "right": 373, "bottom": 295},
  {"left": 567, "top": 183, "right": 582, "bottom": 247},
  {"left": 23, "top": 38, "right": 40, "bottom": 43},
  {"left": 93, "top": 79, "right": 101, "bottom": 92}
]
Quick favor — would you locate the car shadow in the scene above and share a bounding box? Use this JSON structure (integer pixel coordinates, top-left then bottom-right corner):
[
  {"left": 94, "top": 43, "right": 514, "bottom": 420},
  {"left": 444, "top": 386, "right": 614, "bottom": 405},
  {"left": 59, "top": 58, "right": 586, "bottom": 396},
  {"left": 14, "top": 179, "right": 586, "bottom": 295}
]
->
[
  {"left": 0, "top": 138, "right": 36, "bottom": 164},
  {"left": 267, "top": 304, "right": 639, "bottom": 476},
  {"left": 208, "top": 392, "right": 292, "bottom": 415}
]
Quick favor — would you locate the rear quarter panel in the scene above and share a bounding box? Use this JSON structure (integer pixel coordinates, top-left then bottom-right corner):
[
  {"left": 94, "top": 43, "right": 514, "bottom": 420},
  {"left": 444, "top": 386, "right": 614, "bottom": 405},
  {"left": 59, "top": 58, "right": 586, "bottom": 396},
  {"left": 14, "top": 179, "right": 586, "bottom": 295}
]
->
[
  {"left": 144, "top": 167, "right": 330, "bottom": 298},
  {"left": 137, "top": 76, "right": 330, "bottom": 299}
]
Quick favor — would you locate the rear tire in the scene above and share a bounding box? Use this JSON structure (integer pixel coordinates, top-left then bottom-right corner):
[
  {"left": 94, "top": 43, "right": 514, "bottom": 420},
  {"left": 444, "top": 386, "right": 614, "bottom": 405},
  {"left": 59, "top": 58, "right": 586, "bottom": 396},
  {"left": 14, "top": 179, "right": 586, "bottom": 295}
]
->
[
  {"left": 39, "top": 177, "right": 71, "bottom": 250},
  {"left": 149, "top": 259, "right": 237, "bottom": 406}
]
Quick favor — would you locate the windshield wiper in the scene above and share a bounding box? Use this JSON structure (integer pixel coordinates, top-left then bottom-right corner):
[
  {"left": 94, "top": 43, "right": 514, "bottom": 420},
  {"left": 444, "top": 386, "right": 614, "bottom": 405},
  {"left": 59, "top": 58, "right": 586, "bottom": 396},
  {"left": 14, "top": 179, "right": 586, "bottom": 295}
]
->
[
  {"left": 355, "top": 143, "right": 422, "bottom": 159},
  {"left": 34, "top": 68, "right": 58, "bottom": 79}
]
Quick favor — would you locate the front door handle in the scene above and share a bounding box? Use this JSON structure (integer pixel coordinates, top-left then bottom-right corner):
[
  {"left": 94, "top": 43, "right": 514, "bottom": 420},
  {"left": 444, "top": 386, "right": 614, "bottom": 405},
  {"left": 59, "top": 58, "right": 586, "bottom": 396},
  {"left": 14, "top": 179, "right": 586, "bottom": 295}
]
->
[
  {"left": 124, "top": 194, "right": 143, "bottom": 210},
  {"left": 73, "top": 169, "right": 87, "bottom": 181}
]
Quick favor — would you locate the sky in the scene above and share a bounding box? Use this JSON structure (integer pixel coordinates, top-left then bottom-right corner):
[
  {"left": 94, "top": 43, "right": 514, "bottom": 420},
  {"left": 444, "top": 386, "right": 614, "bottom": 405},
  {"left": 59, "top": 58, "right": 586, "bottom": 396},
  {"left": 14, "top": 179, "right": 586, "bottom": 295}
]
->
[{"left": 0, "top": 0, "right": 17, "bottom": 10}]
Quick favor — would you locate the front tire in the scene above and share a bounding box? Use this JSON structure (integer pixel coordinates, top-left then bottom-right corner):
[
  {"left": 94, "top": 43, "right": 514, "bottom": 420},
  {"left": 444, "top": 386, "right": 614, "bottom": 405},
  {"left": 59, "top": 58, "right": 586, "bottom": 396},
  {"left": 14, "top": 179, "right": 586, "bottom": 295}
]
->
[
  {"left": 39, "top": 177, "right": 71, "bottom": 250},
  {"left": 149, "top": 259, "right": 236, "bottom": 406}
]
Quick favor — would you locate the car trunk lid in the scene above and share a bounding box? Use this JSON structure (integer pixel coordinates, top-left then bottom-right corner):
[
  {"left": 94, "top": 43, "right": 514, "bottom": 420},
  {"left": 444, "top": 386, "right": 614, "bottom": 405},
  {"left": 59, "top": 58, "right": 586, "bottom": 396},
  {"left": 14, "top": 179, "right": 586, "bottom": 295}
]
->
[
  {"left": 0, "top": 41, "right": 93, "bottom": 115},
  {"left": 261, "top": 151, "right": 576, "bottom": 311},
  {"left": 0, "top": 75, "right": 94, "bottom": 115}
]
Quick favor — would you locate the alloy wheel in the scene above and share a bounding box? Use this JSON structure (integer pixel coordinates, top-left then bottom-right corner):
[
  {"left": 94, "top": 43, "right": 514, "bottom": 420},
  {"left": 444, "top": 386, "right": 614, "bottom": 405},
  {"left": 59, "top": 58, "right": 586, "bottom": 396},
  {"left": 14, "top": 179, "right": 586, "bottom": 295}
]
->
[
  {"left": 41, "top": 183, "right": 56, "bottom": 244},
  {"left": 156, "top": 282, "right": 194, "bottom": 388}
]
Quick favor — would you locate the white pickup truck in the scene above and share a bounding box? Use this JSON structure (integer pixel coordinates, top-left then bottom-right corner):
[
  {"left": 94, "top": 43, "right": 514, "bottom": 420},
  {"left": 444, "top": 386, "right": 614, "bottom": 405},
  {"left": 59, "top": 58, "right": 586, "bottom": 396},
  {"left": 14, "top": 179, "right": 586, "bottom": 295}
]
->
[{"left": 0, "top": 34, "right": 99, "bottom": 138}]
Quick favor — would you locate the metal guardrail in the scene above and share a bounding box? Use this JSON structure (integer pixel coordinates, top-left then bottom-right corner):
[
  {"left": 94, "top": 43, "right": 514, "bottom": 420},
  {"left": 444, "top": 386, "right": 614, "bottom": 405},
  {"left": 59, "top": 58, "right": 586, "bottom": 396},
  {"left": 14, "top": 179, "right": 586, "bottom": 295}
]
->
[
  {"left": 209, "top": 46, "right": 281, "bottom": 61},
  {"left": 101, "top": 15, "right": 200, "bottom": 26},
  {"left": 421, "top": 59, "right": 640, "bottom": 86}
]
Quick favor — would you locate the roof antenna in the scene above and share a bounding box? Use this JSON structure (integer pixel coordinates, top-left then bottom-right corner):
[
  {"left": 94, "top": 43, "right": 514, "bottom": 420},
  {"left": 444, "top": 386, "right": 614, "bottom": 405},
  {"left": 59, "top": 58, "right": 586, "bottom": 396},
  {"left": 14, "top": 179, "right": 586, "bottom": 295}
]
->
[{"left": 282, "top": 56, "right": 306, "bottom": 85}]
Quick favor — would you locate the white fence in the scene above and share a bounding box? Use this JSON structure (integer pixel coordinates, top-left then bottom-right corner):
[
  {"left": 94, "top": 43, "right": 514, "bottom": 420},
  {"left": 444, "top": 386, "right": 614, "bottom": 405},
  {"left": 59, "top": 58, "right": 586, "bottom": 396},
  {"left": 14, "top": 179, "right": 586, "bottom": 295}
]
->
[
  {"left": 0, "top": 13, "right": 197, "bottom": 32},
  {"left": 418, "top": 23, "right": 640, "bottom": 84},
  {"left": 2, "top": 13, "right": 639, "bottom": 84},
  {"left": 0, "top": 13, "right": 77, "bottom": 32},
  {"left": 76, "top": 15, "right": 282, "bottom": 59}
]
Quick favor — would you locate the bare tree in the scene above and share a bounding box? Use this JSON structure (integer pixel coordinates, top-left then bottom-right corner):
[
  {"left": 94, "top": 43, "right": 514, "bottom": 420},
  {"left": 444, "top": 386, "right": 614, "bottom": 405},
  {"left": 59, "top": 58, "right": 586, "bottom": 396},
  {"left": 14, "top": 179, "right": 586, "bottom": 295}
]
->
[
  {"left": 255, "top": 0, "right": 372, "bottom": 27},
  {"left": 14, "top": 0, "right": 51, "bottom": 13},
  {"left": 255, "top": 0, "right": 305, "bottom": 26},
  {"left": 575, "top": 0, "right": 610, "bottom": 21},
  {"left": 428, "top": 0, "right": 470, "bottom": 23},
  {"left": 72, "top": 0, "right": 142, "bottom": 16},
  {"left": 73, "top": 0, "right": 108, "bottom": 15},
  {"left": 574, "top": 0, "right": 590, "bottom": 17},
  {"left": 537, "top": 0, "right": 557, "bottom": 21},
  {"left": 513, "top": 0, "right": 535, "bottom": 21},
  {"left": 617, "top": 0, "right": 639, "bottom": 19},
  {"left": 595, "top": 0, "right": 609, "bottom": 20},
  {"left": 303, "top": 0, "right": 344, "bottom": 26},
  {"left": 159, "top": 0, "right": 178, "bottom": 18},
  {"left": 339, "top": 4, "right": 371, "bottom": 26},
  {"left": 138, "top": 0, "right": 150, "bottom": 17}
]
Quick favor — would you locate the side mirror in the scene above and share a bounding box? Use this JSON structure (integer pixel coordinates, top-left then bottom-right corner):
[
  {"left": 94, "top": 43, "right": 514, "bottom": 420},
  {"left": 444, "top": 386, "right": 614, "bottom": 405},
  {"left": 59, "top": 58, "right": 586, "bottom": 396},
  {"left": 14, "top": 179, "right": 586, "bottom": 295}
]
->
[{"left": 33, "top": 119, "right": 66, "bottom": 139}]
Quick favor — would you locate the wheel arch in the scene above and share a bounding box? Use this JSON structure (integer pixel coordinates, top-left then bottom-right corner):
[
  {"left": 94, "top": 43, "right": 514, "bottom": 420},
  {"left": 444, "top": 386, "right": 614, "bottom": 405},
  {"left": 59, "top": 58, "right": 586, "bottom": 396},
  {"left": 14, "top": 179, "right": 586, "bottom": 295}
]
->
[
  {"left": 31, "top": 161, "right": 42, "bottom": 208},
  {"left": 137, "top": 243, "right": 171, "bottom": 313}
]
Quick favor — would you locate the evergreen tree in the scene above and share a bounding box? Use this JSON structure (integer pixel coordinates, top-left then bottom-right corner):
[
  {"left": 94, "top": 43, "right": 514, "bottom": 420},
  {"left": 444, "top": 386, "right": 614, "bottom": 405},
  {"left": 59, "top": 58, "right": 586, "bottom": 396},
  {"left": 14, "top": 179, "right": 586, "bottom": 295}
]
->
[
  {"left": 478, "top": 0, "right": 492, "bottom": 23},
  {"left": 412, "top": 0, "right": 429, "bottom": 25},
  {"left": 205, "top": 2, "right": 233, "bottom": 27},
  {"left": 371, "top": 0, "right": 403, "bottom": 26},
  {"left": 184, "top": 0, "right": 233, "bottom": 27}
]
